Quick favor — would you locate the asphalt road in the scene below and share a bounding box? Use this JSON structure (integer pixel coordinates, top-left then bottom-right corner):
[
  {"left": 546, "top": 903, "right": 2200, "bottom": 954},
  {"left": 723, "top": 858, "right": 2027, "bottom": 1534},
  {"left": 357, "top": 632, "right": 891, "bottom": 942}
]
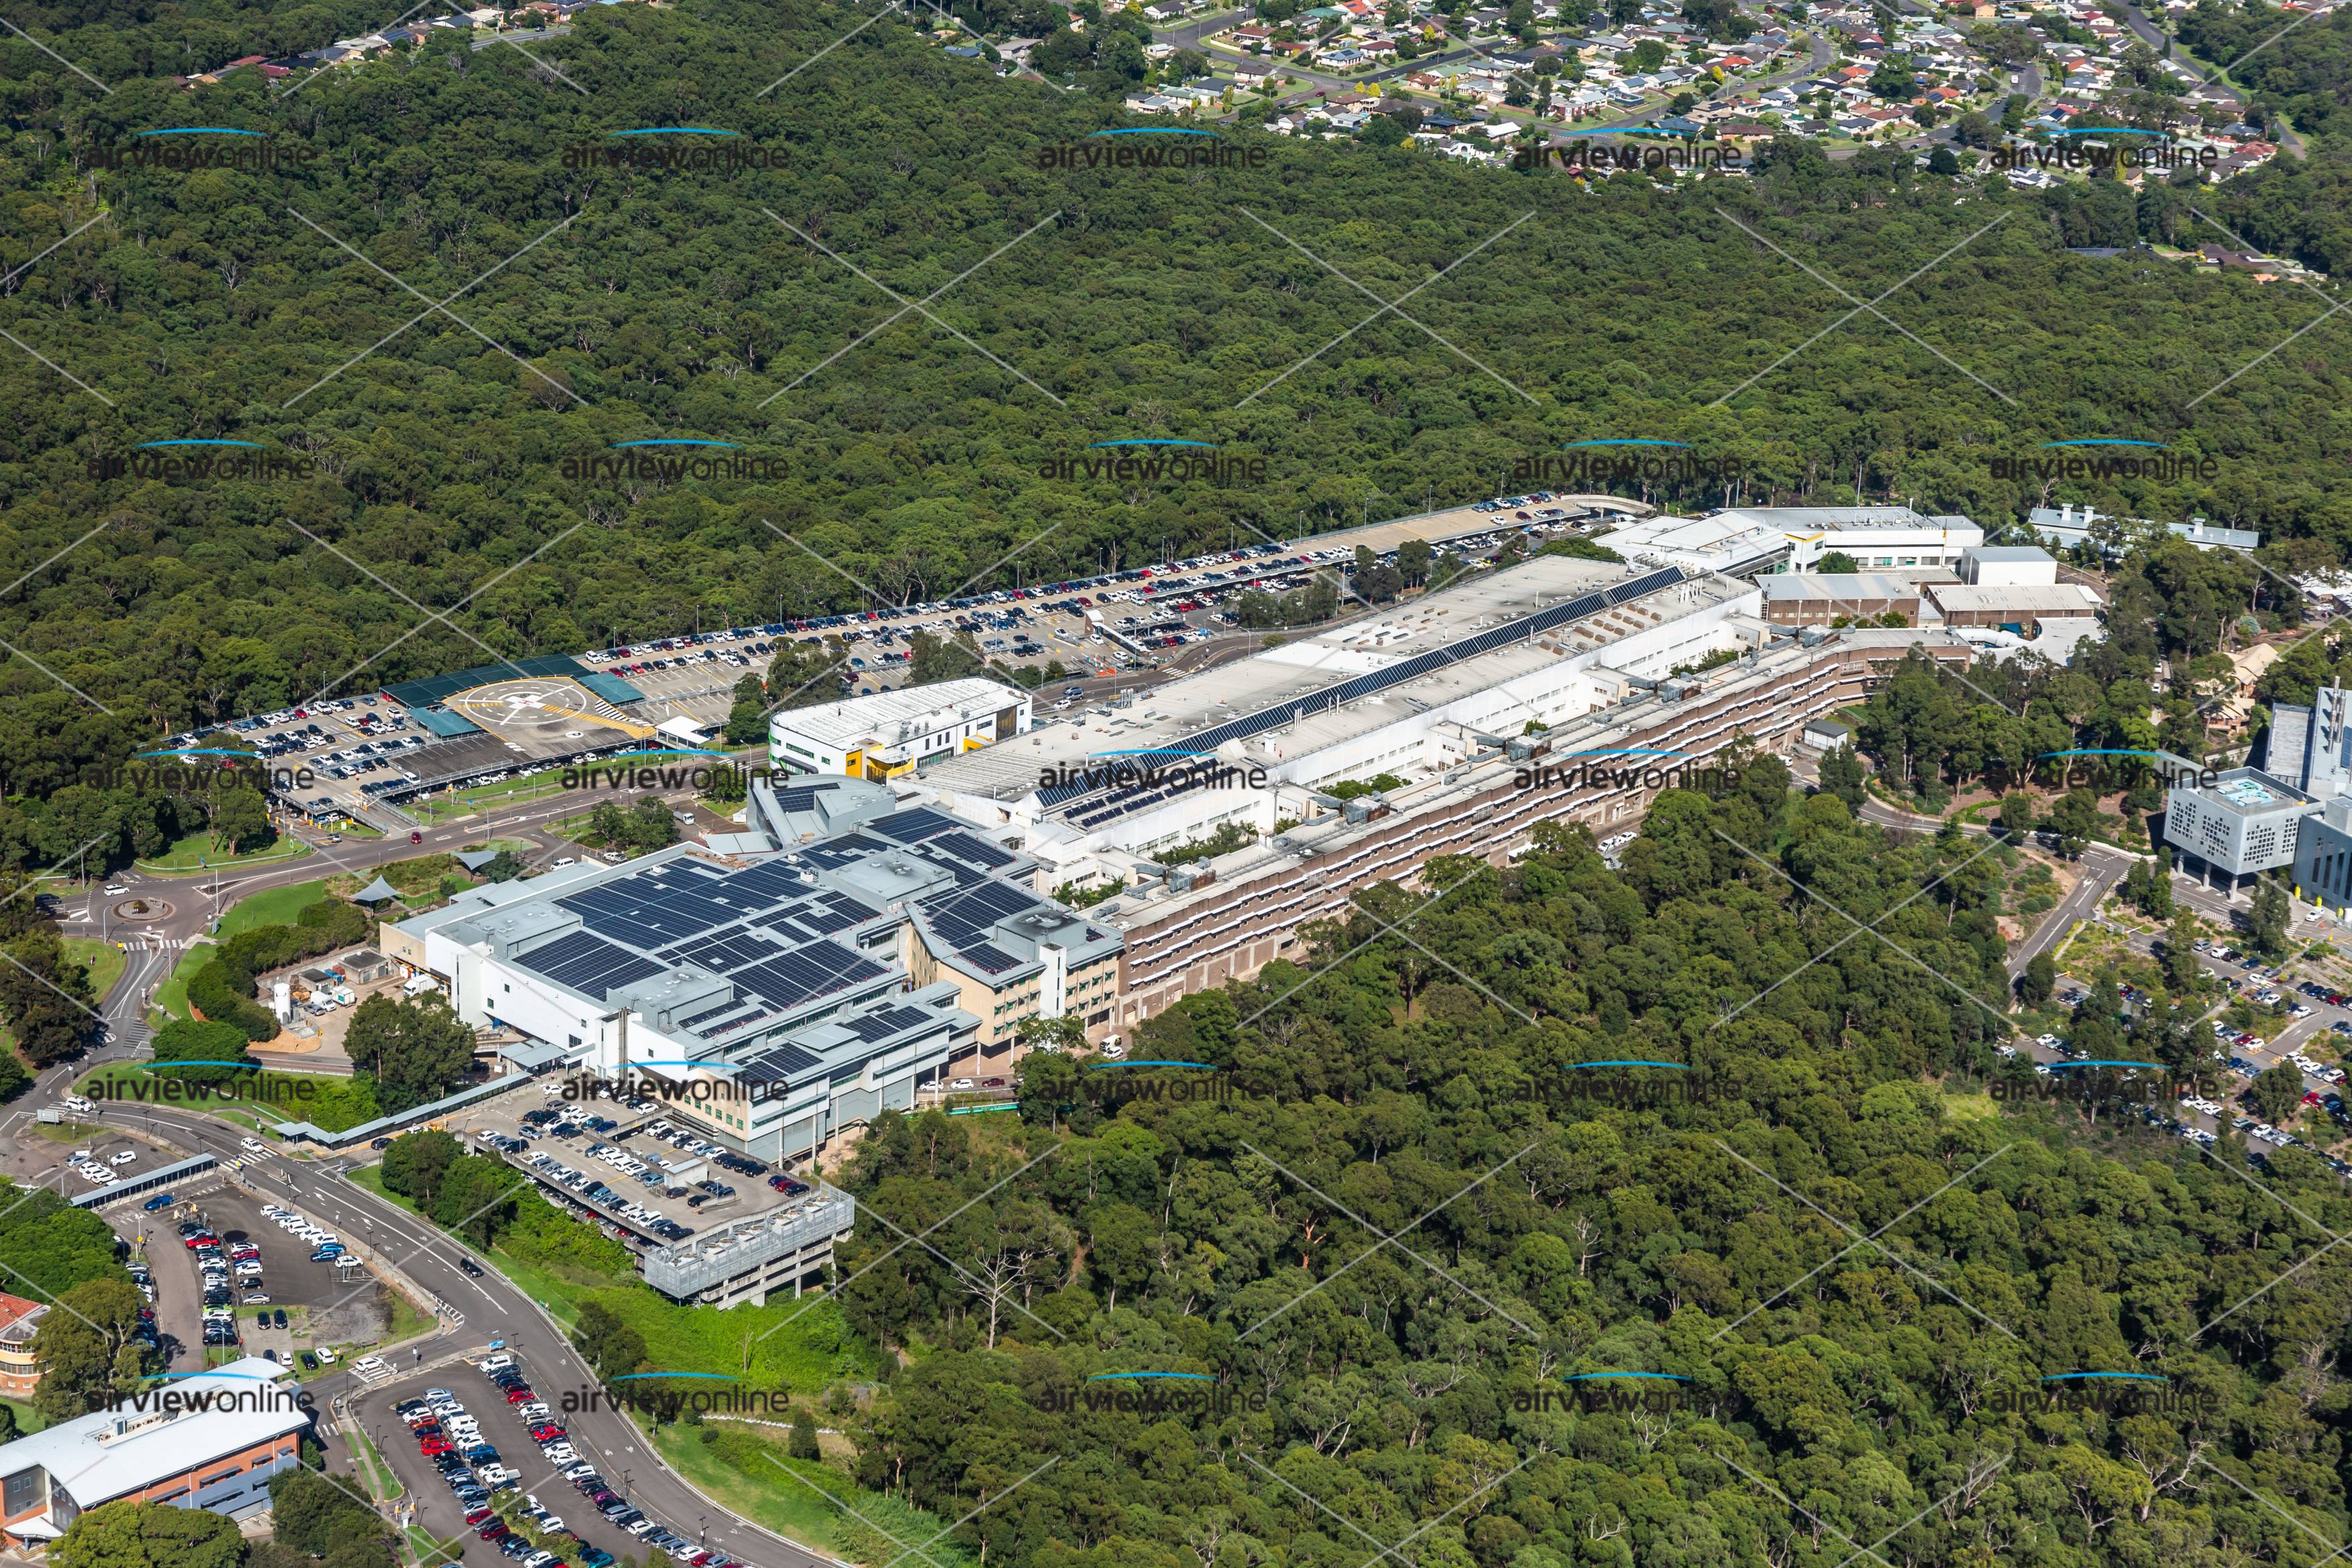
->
[{"left": 82, "top": 1103, "right": 832, "bottom": 1568}]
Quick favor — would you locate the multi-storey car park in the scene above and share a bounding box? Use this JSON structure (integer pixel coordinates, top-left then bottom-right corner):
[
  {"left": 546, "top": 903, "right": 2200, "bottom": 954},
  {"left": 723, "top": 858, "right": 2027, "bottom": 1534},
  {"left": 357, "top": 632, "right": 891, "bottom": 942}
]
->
[{"left": 376, "top": 783, "right": 1120, "bottom": 1303}]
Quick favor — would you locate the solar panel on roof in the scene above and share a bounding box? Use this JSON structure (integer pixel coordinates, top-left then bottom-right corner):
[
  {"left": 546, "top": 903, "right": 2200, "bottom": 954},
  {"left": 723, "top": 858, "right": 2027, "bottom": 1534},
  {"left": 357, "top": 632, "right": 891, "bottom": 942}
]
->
[
  {"left": 959, "top": 942, "right": 1020, "bottom": 975},
  {"left": 747, "top": 1040, "right": 823, "bottom": 1079},
  {"left": 675, "top": 1000, "right": 745, "bottom": 1031},
  {"left": 925, "top": 831, "right": 1015, "bottom": 869},
  {"left": 846, "top": 1004, "right": 933, "bottom": 1041},
  {"left": 868, "top": 808, "right": 958, "bottom": 844},
  {"left": 519, "top": 930, "right": 664, "bottom": 998},
  {"left": 733, "top": 942, "right": 886, "bottom": 1011}
]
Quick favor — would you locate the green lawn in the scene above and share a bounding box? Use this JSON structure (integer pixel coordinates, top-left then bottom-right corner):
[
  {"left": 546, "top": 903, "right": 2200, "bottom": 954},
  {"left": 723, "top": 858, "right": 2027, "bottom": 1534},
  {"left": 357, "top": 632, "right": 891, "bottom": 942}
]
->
[
  {"left": 136, "top": 831, "right": 312, "bottom": 875},
  {"left": 652, "top": 1427, "right": 858, "bottom": 1557},
  {"left": 154, "top": 941, "right": 216, "bottom": 1021},
  {"left": 217, "top": 880, "right": 331, "bottom": 937},
  {"left": 76, "top": 1063, "right": 379, "bottom": 1133},
  {"left": 347, "top": 1166, "right": 866, "bottom": 1391},
  {"left": 62, "top": 938, "right": 125, "bottom": 1008},
  {"left": 0, "top": 1397, "right": 46, "bottom": 1436},
  {"left": 343, "top": 1421, "right": 404, "bottom": 1502}
]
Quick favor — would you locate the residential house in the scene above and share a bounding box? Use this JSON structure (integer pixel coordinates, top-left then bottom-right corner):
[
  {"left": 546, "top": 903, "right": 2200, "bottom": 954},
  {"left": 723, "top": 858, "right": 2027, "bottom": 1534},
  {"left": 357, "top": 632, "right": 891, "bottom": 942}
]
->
[{"left": 2201, "top": 245, "right": 2285, "bottom": 281}]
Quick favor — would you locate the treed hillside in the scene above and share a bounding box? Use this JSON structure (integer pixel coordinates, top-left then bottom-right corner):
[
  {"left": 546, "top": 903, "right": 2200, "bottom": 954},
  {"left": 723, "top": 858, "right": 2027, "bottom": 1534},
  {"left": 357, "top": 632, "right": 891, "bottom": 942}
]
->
[
  {"left": 0, "top": 0, "right": 2350, "bottom": 806},
  {"left": 825, "top": 760, "right": 2352, "bottom": 1568}
]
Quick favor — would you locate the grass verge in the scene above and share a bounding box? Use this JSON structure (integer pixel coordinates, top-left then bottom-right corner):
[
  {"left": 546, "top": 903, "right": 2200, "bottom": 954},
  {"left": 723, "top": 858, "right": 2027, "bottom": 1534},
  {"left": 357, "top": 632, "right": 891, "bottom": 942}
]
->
[
  {"left": 648, "top": 1423, "right": 973, "bottom": 1568},
  {"left": 137, "top": 833, "right": 312, "bottom": 875},
  {"left": 154, "top": 941, "right": 216, "bottom": 1021},
  {"left": 63, "top": 938, "right": 127, "bottom": 1009},
  {"left": 345, "top": 1421, "right": 405, "bottom": 1502},
  {"left": 75, "top": 1063, "right": 379, "bottom": 1134},
  {"left": 217, "top": 880, "right": 331, "bottom": 937},
  {"left": 346, "top": 1168, "right": 864, "bottom": 1390}
]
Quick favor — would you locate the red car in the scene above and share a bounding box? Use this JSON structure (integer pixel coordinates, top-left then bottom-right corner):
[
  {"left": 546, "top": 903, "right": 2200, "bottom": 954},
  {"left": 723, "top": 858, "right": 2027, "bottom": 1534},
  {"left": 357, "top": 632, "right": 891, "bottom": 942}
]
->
[
  {"left": 465, "top": 1509, "right": 494, "bottom": 1526},
  {"left": 531, "top": 1424, "right": 565, "bottom": 1443},
  {"left": 504, "top": 1387, "right": 535, "bottom": 1404},
  {"left": 479, "top": 1524, "right": 510, "bottom": 1543},
  {"left": 420, "top": 1439, "right": 453, "bottom": 1456},
  {"left": 183, "top": 1233, "right": 217, "bottom": 1249}
]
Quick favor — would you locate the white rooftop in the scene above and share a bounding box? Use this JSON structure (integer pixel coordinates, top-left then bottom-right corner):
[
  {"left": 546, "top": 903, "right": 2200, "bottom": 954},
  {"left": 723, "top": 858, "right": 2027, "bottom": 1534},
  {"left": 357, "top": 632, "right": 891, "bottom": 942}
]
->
[
  {"left": 770, "top": 677, "right": 1024, "bottom": 751},
  {"left": 0, "top": 1358, "right": 304, "bottom": 1511},
  {"left": 918, "top": 556, "right": 1700, "bottom": 801}
]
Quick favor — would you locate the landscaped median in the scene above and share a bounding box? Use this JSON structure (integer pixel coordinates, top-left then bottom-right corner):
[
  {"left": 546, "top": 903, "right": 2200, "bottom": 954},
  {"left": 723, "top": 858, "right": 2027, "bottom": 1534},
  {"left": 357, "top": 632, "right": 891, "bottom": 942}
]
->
[{"left": 133, "top": 831, "right": 312, "bottom": 876}]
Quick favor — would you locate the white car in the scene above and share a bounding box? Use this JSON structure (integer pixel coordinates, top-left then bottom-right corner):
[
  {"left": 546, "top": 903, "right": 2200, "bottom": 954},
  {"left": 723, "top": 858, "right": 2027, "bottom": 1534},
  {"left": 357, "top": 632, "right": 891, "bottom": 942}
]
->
[
  {"left": 314, "top": 1345, "right": 338, "bottom": 1364},
  {"left": 107, "top": 1151, "right": 135, "bottom": 1166},
  {"left": 240, "top": 1138, "right": 265, "bottom": 1154}
]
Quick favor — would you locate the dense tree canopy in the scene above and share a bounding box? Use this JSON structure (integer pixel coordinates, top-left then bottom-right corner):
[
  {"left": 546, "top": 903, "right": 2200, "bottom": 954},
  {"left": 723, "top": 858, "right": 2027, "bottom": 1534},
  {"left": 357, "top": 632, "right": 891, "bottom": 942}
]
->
[
  {"left": 819, "top": 762, "right": 2352, "bottom": 1568},
  {"left": 0, "top": 0, "right": 2349, "bottom": 864}
]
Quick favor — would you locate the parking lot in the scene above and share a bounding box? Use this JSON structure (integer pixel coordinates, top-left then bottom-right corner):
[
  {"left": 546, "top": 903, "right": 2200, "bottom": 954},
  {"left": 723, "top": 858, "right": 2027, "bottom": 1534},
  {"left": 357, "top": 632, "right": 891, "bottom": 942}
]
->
[
  {"left": 149, "top": 493, "right": 1624, "bottom": 819},
  {"left": 362, "top": 1350, "right": 731, "bottom": 1568},
  {"left": 442, "top": 1085, "right": 813, "bottom": 1244},
  {"left": 156, "top": 1186, "right": 407, "bottom": 1368},
  {"left": 567, "top": 501, "right": 1619, "bottom": 713},
  {"left": 2023, "top": 924, "right": 2352, "bottom": 1177}
]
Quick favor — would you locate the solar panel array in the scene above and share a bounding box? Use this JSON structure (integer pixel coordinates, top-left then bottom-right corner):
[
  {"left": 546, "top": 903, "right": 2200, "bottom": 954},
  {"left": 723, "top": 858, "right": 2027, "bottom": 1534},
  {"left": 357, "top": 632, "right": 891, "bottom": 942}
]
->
[
  {"left": 662, "top": 926, "right": 787, "bottom": 972},
  {"left": 719, "top": 859, "right": 817, "bottom": 904},
  {"left": 518, "top": 930, "right": 664, "bottom": 999},
  {"left": 960, "top": 942, "right": 1020, "bottom": 975},
  {"left": 919, "top": 877, "right": 1061, "bottom": 979},
  {"left": 929, "top": 830, "right": 1016, "bottom": 870},
  {"left": 1043, "top": 564, "right": 1688, "bottom": 815},
  {"left": 558, "top": 859, "right": 758, "bottom": 947},
  {"left": 846, "top": 1004, "right": 935, "bottom": 1042},
  {"left": 740, "top": 1039, "right": 823, "bottom": 1084},
  {"left": 867, "top": 807, "right": 960, "bottom": 845},
  {"left": 516, "top": 808, "right": 1063, "bottom": 1044},
  {"left": 733, "top": 941, "right": 887, "bottom": 1012}
]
